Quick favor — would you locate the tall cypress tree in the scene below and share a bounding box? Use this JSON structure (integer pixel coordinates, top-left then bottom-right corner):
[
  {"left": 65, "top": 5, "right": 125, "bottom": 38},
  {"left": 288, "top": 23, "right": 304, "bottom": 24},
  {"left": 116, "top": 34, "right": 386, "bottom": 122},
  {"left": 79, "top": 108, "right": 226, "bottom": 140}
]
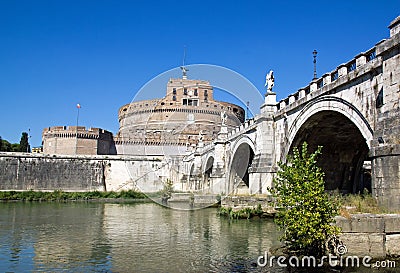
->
[
  {"left": 19, "top": 132, "right": 30, "bottom": 152},
  {"left": 0, "top": 136, "right": 3, "bottom": 151}
]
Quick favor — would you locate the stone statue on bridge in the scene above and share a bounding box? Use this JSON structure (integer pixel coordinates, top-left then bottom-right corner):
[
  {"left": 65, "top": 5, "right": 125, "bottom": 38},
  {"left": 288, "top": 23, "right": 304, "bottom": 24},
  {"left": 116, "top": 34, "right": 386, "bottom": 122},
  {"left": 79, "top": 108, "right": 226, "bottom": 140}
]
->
[
  {"left": 265, "top": 70, "right": 274, "bottom": 92},
  {"left": 220, "top": 111, "right": 227, "bottom": 126}
]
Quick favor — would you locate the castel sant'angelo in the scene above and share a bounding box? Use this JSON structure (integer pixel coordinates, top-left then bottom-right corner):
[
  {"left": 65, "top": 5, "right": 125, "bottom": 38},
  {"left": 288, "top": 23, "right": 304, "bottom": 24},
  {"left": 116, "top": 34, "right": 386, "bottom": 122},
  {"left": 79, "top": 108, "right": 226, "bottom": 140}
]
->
[{"left": 42, "top": 68, "right": 245, "bottom": 155}]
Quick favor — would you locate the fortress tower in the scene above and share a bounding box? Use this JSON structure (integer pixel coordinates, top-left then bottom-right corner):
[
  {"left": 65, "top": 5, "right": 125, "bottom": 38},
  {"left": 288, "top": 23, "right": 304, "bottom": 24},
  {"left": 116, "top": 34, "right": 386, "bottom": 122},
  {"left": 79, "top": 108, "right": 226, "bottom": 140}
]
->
[
  {"left": 115, "top": 77, "right": 245, "bottom": 155},
  {"left": 42, "top": 126, "right": 114, "bottom": 155}
]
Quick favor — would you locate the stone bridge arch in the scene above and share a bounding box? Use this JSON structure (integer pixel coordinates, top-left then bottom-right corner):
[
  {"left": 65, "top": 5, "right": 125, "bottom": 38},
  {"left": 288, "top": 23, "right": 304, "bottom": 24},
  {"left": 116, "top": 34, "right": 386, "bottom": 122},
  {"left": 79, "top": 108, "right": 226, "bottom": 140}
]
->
[
  {"left": 227, "top": 136, "right": 256, "bottom": 194},
  {"left": 286, "top": 96, "right": 374, "bottom": 194},
  {"left": 202, "top": 154, "right": 215, "bottom": 191}
]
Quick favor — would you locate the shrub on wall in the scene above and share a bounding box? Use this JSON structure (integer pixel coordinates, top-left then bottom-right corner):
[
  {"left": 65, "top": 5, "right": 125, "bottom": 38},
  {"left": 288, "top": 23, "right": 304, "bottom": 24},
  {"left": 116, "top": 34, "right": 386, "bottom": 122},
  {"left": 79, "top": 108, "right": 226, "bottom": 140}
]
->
[{"left": 269, "top": 142, "right": 340, "bottom": 257}]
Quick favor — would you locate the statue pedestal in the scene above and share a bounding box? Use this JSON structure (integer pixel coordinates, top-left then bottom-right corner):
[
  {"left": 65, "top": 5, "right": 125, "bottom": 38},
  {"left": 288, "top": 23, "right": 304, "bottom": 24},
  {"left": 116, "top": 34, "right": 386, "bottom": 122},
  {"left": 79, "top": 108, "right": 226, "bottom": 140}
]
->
[
  {"left": 260, "top": 92, "right": 277, "bottom": 115},
  {"left": 264, "top": 91, "right": 276, "bottom": 105},
  {"left": 217, "top": 125, "right": 228, "bottom": 141}
]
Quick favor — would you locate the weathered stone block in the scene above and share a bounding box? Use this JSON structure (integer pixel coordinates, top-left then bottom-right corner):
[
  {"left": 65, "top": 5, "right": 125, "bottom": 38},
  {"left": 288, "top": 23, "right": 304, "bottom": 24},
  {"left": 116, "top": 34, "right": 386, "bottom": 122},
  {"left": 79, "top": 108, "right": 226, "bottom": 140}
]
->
[
  {"left": 368, "top": 233, "right": 386, "bottom": 257},
  {"left": 350, "top": 214, "right": 385, "bottom": 233},
  {"left": 339, "top": 233, "right": 385, "bottom": 257},
  {"left": 383, "top": 214, "right": 400, "bottom": 232},
  {"left": 339, "top": 233, "right": 369, "bottom": 256},
  {"left": 335, "top": 216, "right": 352, "bottom": 233},
  {"left": 386, "top": 234, "right": 400, "bottom": 256}
]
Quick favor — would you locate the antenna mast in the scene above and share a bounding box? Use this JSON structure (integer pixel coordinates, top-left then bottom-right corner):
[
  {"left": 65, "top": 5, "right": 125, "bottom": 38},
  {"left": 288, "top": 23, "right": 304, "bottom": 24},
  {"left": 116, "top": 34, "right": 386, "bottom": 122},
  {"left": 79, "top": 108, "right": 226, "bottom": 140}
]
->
[{"left": 180, "top": 46, "right": 188, "bottom": 79}]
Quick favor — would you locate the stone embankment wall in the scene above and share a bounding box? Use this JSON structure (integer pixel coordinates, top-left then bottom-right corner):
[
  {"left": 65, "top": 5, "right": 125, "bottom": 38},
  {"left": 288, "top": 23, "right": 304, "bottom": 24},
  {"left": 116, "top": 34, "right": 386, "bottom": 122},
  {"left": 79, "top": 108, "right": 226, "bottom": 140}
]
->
[
  {"left": 0, "top": 152, "right": 165, "bottom": 192},
  {"left": 221, "top": 195, "right": 275, "bottom": 213},
  {"left": 335, "top": 214, "right": 400, "bottom": 257}
]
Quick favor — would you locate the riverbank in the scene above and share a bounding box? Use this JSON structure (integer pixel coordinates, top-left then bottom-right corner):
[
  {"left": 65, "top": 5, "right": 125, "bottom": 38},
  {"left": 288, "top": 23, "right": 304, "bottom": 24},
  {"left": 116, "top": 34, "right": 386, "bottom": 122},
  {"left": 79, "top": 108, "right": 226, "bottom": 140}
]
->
[
  {"left": 0, "top": 189, "right": 150, "bottom": 202},
  {"left": 0, "top": 190, "right": 221, "bottom": 207}
]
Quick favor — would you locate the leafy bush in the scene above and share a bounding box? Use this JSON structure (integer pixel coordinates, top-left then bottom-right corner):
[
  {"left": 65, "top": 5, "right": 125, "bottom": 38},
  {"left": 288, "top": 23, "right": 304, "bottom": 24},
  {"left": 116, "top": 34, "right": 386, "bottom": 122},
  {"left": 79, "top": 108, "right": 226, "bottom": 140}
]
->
[
  {"left": 218, "top": 204, "right": 264, "bottom": 219},
  {"left": 269, "top": 142, "right": 340, "bottom": 257}
]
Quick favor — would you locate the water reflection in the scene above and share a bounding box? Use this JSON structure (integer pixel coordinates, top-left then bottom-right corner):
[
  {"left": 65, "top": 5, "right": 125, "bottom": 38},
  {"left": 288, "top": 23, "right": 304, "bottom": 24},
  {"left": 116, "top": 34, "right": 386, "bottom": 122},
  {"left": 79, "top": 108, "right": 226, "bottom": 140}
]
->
[{"left": 0, "top": 202, "right": 398, "bottom": 273}]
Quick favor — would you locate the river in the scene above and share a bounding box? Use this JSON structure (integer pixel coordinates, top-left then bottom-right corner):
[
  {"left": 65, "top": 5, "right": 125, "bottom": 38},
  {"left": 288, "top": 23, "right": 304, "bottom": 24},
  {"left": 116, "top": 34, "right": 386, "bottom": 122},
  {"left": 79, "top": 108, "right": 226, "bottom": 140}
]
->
[{"left": 0, "top": 202, "right": 398, "bottom": 272}]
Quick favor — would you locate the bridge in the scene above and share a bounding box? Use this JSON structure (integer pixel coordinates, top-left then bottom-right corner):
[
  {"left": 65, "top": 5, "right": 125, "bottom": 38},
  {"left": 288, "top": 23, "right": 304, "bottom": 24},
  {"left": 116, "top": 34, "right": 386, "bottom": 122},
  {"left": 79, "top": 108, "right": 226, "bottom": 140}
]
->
[{"left": 175, "top": 16, "right": 400, "bottom": 210}]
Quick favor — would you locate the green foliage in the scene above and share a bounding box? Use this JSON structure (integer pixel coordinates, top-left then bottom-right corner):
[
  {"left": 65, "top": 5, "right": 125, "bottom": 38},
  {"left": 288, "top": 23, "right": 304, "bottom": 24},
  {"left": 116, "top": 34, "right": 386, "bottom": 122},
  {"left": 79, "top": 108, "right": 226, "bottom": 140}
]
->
[
  {"left": 0, "top": 139, "right": 12, "bottom": 152},
  {"left": 11, "top": 143, "right": 20, "bottom": 152},
  {"left": 338, "top": 189, "right": 391, "bottom": 214},
  {"left": 19, "top": 132, "right": 30, "bottom": 152},
  {"left": 218, "top": 204, "right": 264, "bottom": 220},
  {"left": 0, "top": 137, "right": 21, "bottom": 152},
  {"left": 0, "top": 190, "right": 147, "bottom": 201},
  {"left": 161, "top": 179, "right": 174, "bottom": 199},
  {"left": 269, "top": 142, "right": 340, "bottom": 257}
]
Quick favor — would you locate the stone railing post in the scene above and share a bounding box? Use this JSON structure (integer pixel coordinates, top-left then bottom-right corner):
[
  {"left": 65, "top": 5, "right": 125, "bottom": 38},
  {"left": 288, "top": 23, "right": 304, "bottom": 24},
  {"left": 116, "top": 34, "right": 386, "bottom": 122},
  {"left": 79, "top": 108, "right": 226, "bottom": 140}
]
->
[
  {"left": 338, "top": 64, "right": 348, "bottom": 77},
  {"left": 323, "top": 73, "right": 331, "bottom": 86},
  {"left": 355, "top": 53, "right": 367, "bottom": 68}
]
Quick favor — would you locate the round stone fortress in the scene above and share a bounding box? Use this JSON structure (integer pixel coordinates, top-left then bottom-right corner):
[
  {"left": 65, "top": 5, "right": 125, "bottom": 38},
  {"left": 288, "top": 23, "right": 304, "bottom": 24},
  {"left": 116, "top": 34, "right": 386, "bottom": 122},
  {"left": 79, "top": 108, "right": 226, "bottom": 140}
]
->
[{"left": 116, "top": 77, "right": 245, "bottom": 147}]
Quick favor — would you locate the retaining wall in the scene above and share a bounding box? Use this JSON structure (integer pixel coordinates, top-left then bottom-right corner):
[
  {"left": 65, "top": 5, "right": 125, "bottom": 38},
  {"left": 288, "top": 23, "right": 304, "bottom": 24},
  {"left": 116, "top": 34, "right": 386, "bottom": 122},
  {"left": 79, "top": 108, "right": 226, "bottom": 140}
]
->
[{"left": 0, "top": 152, "right": 166, "bottom": 192}]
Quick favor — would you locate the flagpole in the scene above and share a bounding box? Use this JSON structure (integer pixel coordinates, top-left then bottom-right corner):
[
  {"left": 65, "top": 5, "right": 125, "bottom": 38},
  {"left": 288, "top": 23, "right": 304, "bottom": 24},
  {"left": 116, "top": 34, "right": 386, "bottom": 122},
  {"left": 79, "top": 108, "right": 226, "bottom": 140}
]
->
[{"left": 75, "top": 104, "right": 80, "bottom": 155}]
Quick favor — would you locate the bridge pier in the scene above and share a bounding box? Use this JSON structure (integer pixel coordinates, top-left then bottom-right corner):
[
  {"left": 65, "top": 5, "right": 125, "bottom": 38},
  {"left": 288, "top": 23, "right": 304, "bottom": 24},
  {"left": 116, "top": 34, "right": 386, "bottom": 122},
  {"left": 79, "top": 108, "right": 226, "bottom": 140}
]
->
[
  {"left": 248, "top": 92, "right": 278, "bottom": 194},
  {"left": 370, "top": 19, "right": 400, "bottom": 210},
  {"left": 371, "top": 146, "right": 400, "bottom": 210}
]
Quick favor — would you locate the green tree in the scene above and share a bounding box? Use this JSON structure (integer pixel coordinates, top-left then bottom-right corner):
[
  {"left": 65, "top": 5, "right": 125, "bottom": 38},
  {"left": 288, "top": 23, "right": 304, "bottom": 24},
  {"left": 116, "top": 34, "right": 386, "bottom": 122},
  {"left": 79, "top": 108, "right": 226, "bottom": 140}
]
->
[
  {"left": 11, "top": 143, "right": 20, "bottom": 152},
  {"left": 19, "top": 132, "right": 30, "bottom": 152},
  {"left": 2, "top": 139, "right": 12, "bottom": 152},
  {"left": 0, "top": 136, "right": 2, "bottom": 151},
  {"left": 269, "top": 142, "right": 340, "bottom": 257}
]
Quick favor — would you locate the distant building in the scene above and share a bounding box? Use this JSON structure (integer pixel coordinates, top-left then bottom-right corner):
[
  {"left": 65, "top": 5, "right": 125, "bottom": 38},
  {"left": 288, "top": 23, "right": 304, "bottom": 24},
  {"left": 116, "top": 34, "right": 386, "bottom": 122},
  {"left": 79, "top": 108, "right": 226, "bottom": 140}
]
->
[{"left": 31, "top": 147, "right": 43, "bottom": 153}]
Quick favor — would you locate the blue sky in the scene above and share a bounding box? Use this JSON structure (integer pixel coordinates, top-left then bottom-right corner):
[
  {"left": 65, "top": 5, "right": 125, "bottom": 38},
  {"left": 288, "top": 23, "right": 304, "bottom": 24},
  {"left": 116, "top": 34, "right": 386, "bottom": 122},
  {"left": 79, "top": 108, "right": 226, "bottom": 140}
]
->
[{"left": 0, "top": 0, "right": 398, "bottom": 147}]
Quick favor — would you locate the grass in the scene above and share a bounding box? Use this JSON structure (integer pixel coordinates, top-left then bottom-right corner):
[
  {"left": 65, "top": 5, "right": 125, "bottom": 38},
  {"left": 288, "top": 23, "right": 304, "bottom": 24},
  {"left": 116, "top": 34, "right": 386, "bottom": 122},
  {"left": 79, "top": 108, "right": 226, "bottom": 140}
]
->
[
  {"left": 0, "top": 189, "right": 148, "bottom": 201},
  {"left": 337, "top": 190, "right": 398, "bottom": 216}
]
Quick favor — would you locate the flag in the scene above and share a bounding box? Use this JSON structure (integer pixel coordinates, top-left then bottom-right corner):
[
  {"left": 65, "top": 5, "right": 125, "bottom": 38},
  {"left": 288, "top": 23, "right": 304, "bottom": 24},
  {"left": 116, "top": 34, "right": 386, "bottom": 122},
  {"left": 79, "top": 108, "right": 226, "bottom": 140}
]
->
[{"left": 77, "top": 103, "right": 81, "bottom": 109}]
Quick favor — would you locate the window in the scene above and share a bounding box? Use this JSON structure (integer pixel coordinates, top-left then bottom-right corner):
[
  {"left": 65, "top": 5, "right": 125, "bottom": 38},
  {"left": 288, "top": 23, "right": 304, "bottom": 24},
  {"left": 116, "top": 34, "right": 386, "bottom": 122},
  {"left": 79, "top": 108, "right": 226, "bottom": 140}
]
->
[
  {"left": 204, "top": 90, "right": 208, "bottom": 96},
  {"left": 376, "top": 88, "right": 384, "bottom": 108},
  {"left": 183, "top": 99, "right": 198, "bottom": 106},
  {"left": 183, "top": 88, "right": 187, "bottom": 95},
  {"left": 173, "top": 88, "right": 176, "bottom": 95},
  {"left": 172, "top": 95, "right": 176, "bottom": 101},
  {"left": 194, "top": 89, "right": 198, "bottom": 96}
]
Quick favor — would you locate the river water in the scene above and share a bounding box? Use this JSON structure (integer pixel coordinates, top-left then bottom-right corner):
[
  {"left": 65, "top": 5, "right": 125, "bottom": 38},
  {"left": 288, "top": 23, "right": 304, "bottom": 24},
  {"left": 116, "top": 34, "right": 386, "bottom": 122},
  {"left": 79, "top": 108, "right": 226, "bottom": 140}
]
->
[{"left": 0, "top": 202, "right": 398, "bottom": 273}]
